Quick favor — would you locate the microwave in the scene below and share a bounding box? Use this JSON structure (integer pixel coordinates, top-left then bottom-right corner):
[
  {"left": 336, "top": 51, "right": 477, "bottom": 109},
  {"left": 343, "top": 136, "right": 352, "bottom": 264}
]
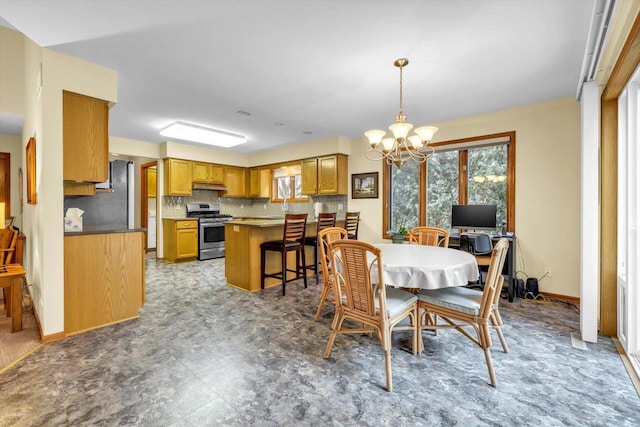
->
[{"left": 95, "top": 161, "right": 113, "bottom": 189}]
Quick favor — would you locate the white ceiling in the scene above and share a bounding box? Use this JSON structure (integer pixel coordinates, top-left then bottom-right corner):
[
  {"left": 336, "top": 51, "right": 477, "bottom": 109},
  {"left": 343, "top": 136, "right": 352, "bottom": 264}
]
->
[{"left": 0, "top": 0, "right": 594, "bottom": 154}]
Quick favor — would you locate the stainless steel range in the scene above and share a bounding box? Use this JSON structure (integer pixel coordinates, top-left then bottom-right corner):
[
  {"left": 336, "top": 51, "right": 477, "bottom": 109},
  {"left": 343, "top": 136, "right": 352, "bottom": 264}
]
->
[{"left": 186, "top": 203, "right": 233, "bottom": 260}]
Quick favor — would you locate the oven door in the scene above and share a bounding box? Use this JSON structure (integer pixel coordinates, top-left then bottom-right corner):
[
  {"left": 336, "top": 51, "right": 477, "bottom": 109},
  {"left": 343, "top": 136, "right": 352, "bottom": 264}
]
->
[{"left": 199, "top": 222, "right": 225, "bottom": 260}]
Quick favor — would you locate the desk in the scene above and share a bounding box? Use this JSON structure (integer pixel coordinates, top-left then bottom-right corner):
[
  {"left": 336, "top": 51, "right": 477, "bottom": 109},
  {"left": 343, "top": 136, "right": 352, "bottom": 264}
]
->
[
  {"left": 0, "top": 264, "right": 25, "bottom": 332},
  {"left": 449, "top": 234, "right": 517, "bottom": 302},
  {"left": 375, "top": 244, "right": 479, "bottom": 290}
]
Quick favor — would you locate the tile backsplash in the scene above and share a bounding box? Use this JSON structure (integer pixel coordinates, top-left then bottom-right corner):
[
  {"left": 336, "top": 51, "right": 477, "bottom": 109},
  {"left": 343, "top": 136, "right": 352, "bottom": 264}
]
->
[{"left": 162, "top": 190, "right": 349, "bottom": 219}]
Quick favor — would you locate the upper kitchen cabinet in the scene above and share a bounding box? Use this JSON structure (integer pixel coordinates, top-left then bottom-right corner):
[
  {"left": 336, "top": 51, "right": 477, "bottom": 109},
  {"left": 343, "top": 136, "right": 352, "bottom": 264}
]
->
[
  {"left": 301, "top": 154, "right": 348, "bottom": 195},
  {"left": 63, "top": 91, "right": 109, "bottom": 183},
  {"left": 164, "top": 158, "right": 192, "bottom": 196},
  {"left": 148, "top": 168, "right": 157, "bottom": 198},
  {"left": 192, "top": 162, "right": 225, "bottom": 184},
  {"left": 224, "top": 166, "right": 246, "bottom": 197},
  {"left": 248, "top": 168, "right": 271, "bottom": 198}
]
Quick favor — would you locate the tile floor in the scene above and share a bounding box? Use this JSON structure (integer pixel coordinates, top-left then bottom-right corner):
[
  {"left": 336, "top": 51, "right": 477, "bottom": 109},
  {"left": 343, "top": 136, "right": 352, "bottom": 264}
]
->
[{"left": 1, "top": 257, "right": 639, "bottom": 426}]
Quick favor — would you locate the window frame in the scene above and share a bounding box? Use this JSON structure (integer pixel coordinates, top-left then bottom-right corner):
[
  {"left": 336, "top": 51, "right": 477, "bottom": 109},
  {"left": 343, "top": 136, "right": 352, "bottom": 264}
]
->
[
  {"left": 382, "top": 131, "right": 516, "bottom": 238},
  {"left": 271, "top": 173, "right": 308, "bottom": 203}
]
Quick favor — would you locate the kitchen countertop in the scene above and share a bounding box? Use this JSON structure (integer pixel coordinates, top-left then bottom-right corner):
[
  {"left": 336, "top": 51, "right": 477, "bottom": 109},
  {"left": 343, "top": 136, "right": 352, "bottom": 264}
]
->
[
  {"left": 64, "top": 225, "right": 147, "bottom": 236},
  {"left": 226, "top": 218, "right": 319, "bottom": 227}
]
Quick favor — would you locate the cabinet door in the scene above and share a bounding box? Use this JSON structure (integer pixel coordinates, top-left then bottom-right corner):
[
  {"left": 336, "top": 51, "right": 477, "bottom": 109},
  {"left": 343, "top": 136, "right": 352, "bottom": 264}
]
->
[
  {"left": 164, "top": 158, "right": 192, "bottom": 196},
  {"left": 318, "top": 154, "right": 348, "bottom": 195},
  {"left": 176, "top": 228, "right": 198, "bottom": 259},
  {"left": 210, "top": 164, "right": 225, "bottom": 183},
  {"left": 192, "top": 162, "right": 212, "bottom": 183},
  {"left": 63, "top": 91, "right": 109, "bottom": 182},
  {"left": 148, "top": 168, "right": 157, "bottom": 198},
  {"left": 301, "top": 158, "right": 318, "bottom": 195},
  {"left": 225, "top": 166, "right": 246, "bottom": 197},
  {"left": 249, "top": 168, "right": 271, "bottom": 198}
]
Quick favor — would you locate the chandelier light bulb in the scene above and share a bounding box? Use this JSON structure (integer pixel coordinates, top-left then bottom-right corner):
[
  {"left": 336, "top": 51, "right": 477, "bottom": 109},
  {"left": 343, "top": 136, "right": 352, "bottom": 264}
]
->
[
  {"left": 381, "top": 137, "right": 396, "bottom": 151},
  {"left": 365, "top": 129, "right": 387, "bottom": 147}
]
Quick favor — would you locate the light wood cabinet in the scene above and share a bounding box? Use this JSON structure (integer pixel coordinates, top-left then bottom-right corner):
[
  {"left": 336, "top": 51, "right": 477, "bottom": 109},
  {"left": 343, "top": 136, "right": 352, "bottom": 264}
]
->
[
  {"left": 249, "top": 168, "right": 271, "bottom": 198},
  {"left": 148, "top": 168, "right": 157, "bottom": 198},
  {"left": 64, "top": 231, "right": 145, "bottom": 334},
  {"left": 193, "top": 162, "right": 225, "bottom": 184},
  {"left": 224, "top": 166, "right": 247, "bottom": 197},
  {"left": 301, "top": 154, "right": 348, "bottom": 195},
  {"left": 163, "top": 219, "right": 198, "bottom": 262},
  {"left": 164, "top": 158, "right": 193, "bottom": 196},
  {"left": 63, "top": 91, "right": 109, "bottom": 183},
  {"left": 211, "top": 164, "right": 225, "bottom": 183}
]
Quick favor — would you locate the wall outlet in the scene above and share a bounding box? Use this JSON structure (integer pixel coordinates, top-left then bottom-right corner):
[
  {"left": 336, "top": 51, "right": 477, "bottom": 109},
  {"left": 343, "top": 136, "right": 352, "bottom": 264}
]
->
[
  {"left": 338, "top": 203, "right": 343, "bottom": 210},
  {"left": 544, "top": 266, "right": 552, "bottom": 278},
  {"left": 263, "top": 204, "right": 267, "bottom": 209}
]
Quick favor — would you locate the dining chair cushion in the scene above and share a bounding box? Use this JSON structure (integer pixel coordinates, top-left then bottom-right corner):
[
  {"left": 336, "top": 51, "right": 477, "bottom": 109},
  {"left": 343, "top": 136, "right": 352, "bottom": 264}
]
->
[
  {"left": 417, "top": 286, "right": 481, "bottom": 316},
  {"left": 377, "top": 287, "right": 418, "bottom": 318}
]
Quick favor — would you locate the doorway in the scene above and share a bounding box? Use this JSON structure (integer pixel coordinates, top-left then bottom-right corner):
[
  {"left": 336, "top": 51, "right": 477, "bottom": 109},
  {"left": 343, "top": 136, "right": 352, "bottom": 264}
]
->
[{"left": 141, "top": 161, "right": 157, "bottom": 253}]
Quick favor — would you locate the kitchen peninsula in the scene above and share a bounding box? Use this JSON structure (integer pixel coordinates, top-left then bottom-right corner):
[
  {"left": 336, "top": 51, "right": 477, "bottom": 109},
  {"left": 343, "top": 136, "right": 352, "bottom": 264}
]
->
[
  {"left": 224, "top": 218, "right": 318, "bottom": 292},
  {"left": 64, "top": 226, "right": 146, "bottom": 334}
]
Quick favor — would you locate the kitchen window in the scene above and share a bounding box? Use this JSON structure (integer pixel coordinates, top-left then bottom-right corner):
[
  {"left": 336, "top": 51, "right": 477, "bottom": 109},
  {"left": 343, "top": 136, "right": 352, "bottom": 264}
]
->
[
  {"left": 272, "top": 165, "right": 308, "bottom": 203},
  {"left": 384, "top": 131, "right": 515, "bottom": 236}
]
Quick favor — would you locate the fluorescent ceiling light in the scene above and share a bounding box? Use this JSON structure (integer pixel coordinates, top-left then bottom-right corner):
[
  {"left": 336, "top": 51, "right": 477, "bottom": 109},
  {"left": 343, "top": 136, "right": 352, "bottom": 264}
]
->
[{"left": 160, "top": 121, "right": 246, "bottom": 147}]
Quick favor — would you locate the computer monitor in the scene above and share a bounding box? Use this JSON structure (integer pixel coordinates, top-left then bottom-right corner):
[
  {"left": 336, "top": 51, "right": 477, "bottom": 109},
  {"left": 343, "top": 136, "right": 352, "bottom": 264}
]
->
[{"left": 451, "top": 204, "right": 497, "bottom": 231}]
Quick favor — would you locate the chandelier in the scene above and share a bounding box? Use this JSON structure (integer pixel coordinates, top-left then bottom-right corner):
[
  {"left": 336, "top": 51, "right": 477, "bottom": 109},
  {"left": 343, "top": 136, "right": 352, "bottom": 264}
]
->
[{"left": 365, "top": 58, "right": 438, "bottom": 168}]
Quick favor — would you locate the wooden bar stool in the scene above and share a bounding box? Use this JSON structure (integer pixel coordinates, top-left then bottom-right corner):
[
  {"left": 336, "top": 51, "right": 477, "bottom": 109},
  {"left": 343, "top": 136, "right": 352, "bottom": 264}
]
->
[
  {"left": 345, "top": 211, "right": 360, "bottom": 240},
  {"left": 304, "top": 212, "right": 336, "bottom": 281},
  {"left": 260, "top": 213, "right": 308, "bottom": 295}
]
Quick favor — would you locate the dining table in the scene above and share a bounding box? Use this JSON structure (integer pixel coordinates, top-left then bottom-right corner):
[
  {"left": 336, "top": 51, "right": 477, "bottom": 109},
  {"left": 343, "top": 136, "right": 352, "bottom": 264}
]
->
[{"left": 374, "top": 243, "right": 479, "bottom": 290}]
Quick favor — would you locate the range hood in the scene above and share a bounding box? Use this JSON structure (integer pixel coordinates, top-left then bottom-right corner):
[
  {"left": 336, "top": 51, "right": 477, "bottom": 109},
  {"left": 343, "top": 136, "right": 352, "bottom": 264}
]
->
[{"left": 192, "top": 182, "right": 227, "bottom": 192}]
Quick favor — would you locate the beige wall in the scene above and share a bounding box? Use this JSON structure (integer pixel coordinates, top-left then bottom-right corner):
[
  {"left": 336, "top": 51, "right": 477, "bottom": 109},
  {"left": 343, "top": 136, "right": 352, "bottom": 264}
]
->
[
  {"left": 0, "top": 27, "right": 24, "bottom": 115},
  {"left": 20, "top": 35, "right": 118, "bottom": 336},
  {"left": 348, "top": 97, "right": 581, "bottom": 298}
]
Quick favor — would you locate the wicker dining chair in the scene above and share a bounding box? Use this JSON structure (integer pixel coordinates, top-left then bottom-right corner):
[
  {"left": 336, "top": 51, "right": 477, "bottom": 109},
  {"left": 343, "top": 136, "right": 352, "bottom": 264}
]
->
[
  {"left": 323, "top": 239, "right": 419, "bottom": 392},
  {"left": 417, "top": 238, "right": 509, "bottom": 387},
  {"left": 313, "top": 226, "right": 348, "bottom": 320},
  {"left": 408, "top": 226, "right": 450, "bottom": 247},
  {"left": 260, "top": 213, "right": 308, "bottom": 295},
  {"left": 304, "top": 212, "right": 337, "bottom": 282}
]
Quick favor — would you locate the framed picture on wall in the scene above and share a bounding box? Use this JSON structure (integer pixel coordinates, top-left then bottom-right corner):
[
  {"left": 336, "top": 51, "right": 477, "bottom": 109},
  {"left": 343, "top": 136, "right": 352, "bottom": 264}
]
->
[
  {"left": 352, "top": 172, "right": 378, "bottom": 199},
  {"left": 26, "top": 136, "right": 36, "bottom": 204}
]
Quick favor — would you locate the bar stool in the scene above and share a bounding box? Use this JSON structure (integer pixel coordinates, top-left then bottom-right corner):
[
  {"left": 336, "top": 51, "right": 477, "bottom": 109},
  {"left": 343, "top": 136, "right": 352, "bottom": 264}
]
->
[
  {"left": 304, "top": 212, "right": 336, "bottom": 281},
  {"left": 345, "top": 211, "right": 360, "bottom": 239},
  {"left": 260, "top": 213, "right": 308, "bottom": 295}
]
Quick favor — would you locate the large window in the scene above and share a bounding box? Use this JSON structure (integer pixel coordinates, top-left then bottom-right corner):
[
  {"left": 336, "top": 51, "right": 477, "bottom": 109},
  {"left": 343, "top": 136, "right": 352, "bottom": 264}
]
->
[{"left": 384, "top": 132, "right": 515, "bottom": 237}]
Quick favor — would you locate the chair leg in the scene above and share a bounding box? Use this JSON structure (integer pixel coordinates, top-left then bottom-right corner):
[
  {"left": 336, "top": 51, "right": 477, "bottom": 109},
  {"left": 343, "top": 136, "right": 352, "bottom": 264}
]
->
[
  {"left": 314, "top": 282, "right": 331, "bottom": 321},
  {"left": 479, "top": 324, "right": 497, "bottom": 387},
  {"left": 313, "top": 242, "right": 319, "bottom": 282},
  {"left": 380, "top": 328, "right": 393, "bottom": 392},
  {"left": 281, "top": 249, "right": 287, "bottom": 296},
  {"left": 324, "top": 311, "right": 344, "bottom": 358},
  {"left": 300, "top": 247, "right": 307, "bottom": 289},
  {"left": 490, "top": 311, "right": 509, "bottom": 353},
  {"left": 260, "top": 247, "right": 266, "bottom": 290}
]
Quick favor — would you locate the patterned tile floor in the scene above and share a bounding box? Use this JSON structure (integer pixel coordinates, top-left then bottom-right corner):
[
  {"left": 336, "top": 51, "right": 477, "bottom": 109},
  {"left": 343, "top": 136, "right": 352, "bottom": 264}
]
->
[{"left": 1, "top": 257, "right": 639, "bottom": 426}]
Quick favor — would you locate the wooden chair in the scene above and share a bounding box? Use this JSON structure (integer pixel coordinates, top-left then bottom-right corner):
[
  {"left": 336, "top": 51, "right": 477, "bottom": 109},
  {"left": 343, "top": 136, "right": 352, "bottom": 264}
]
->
[
  {"left": 408, "top": 226, "right": 450, "bottom": 247},
  {"left": 417, "top": 238, "right": 510, "bottom": 386},
  {"left": 260, "top": 213, "right": 308, "bottom": 296},
  {"left": 0, "top": 227, "right": 19, "bottom": 307},
  {"left": 304, "top": 212, "right": 337, "bottom": 281},
  {"left": 0, "top": 227, "right": 18, "bottom": 265},
  {"left": 323, "top": 239, "right": 419, "bottom": 392},
  {"left": 313, "top": 226, "right": 348, "bottom": 320},
  {"left": 344, "top": 211, "right": 360, "bottom": 240}
]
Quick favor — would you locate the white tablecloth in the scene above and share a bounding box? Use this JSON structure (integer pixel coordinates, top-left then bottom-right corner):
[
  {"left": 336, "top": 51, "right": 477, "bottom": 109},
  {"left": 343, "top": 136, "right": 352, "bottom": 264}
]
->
[{"left": 375, "top": 243, "right": 479, "bottom": 290}]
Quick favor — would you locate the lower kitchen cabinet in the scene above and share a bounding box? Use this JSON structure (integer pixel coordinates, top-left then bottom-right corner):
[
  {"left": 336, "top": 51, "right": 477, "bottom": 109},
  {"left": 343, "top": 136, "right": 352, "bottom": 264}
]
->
[
  {"left": 163, "top": 219, "right": 198, "bottom": 262},
  {"left": 64, "top": 231, "right": 145, "bottom": 334}
]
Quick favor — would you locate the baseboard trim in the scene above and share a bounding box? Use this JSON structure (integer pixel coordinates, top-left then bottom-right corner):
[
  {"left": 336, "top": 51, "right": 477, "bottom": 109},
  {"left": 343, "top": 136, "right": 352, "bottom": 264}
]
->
[
  {"left": 539, "top": 291, "right": 580, "bottom": 305},
  {"left": 612, "top": 338, "right": 640, "bottom": 398}
]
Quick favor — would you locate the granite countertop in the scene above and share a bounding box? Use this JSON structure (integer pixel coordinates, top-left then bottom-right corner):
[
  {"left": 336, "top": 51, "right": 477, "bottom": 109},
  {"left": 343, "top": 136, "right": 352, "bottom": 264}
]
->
[{"left": 64, "top": 225, "right": 147, "bottom": 236}]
